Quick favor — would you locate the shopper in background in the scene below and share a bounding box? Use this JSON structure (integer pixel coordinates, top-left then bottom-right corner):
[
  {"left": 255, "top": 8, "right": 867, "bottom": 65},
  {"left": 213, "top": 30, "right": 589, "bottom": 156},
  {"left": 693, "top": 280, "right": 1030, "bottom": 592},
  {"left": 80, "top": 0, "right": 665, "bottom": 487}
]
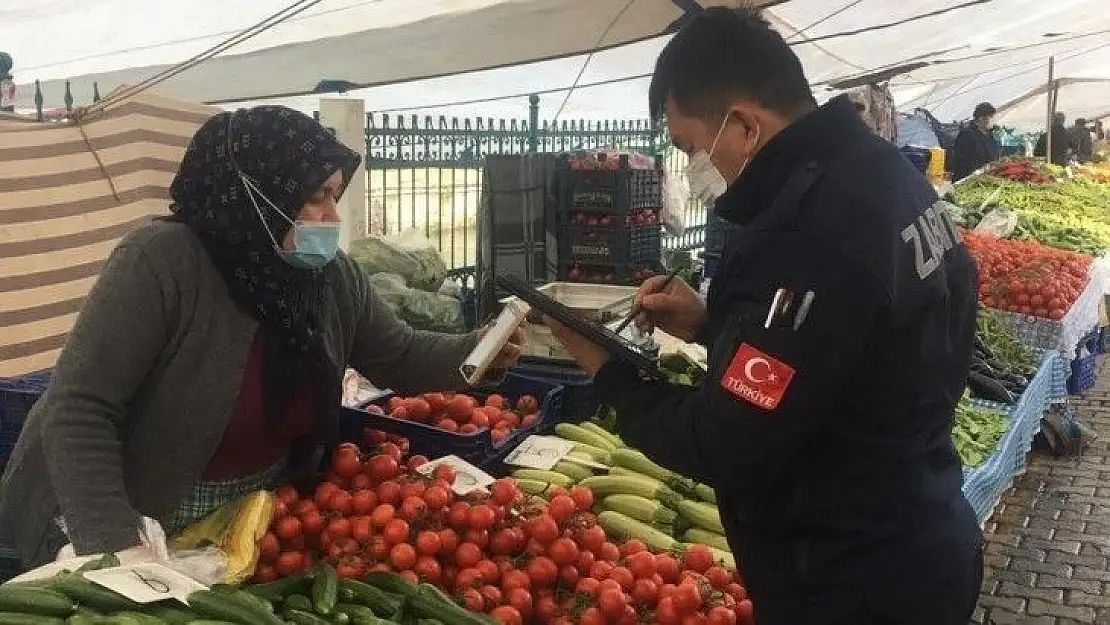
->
[
  {"left": 0, "top": 106, "right": 521, "bottom": 568},
  {"left": 1071, "top": 118, "right": 1094, "bottom": 163},
  {"left": 1034, "top": 111, "right": 1071, "bottom": 165},
  {"left": 947, "top": 102, "right": 1000, "bottom": 180},
  {"left": 545, "top": 7, "right": 982, "bottom": 625}
]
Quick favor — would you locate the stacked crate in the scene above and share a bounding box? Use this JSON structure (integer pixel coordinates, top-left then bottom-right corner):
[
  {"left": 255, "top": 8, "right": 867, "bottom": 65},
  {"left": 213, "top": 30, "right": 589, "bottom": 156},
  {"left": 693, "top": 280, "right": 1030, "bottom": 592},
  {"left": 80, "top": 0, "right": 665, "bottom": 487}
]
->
[{"left": 555, "top": 151, "right": 665, "bottom": 285}]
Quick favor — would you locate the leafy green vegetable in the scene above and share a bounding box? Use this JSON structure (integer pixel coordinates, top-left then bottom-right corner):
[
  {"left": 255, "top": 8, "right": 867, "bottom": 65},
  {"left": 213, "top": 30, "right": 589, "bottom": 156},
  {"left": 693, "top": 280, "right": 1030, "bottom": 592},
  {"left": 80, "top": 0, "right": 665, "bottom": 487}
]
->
[
  {"left": 977, "top": 309, "right": 1038, "bottom": 375},
  {"left": 953, "top": 393, "right": 1008, "bottom": 468}
]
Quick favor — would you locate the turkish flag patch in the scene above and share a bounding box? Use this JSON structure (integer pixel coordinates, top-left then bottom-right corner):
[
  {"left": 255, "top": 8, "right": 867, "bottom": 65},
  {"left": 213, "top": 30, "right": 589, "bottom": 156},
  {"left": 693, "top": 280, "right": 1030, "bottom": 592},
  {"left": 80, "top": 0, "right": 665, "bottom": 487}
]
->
[{"left": 720, "top": 343, "right": 796, "bottom": 410}]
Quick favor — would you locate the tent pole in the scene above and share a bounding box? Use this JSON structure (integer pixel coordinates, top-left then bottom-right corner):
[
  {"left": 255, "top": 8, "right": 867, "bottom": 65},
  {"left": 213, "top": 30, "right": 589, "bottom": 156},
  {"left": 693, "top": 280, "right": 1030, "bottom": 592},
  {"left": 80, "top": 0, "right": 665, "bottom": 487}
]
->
[{"left": 1045, "top": 56, "right": 1055, "bottom": 161}]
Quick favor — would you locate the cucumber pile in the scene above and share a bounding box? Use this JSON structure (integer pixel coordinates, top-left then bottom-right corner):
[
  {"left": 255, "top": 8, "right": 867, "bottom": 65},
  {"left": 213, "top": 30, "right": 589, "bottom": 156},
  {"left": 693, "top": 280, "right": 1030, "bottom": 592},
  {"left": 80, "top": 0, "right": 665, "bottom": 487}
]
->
[
  {"left": 512, "top": 423, "right": 735, "bottom": 569},
  {"left": 0, "top": 556, "right": 481, "bottom": 625}
]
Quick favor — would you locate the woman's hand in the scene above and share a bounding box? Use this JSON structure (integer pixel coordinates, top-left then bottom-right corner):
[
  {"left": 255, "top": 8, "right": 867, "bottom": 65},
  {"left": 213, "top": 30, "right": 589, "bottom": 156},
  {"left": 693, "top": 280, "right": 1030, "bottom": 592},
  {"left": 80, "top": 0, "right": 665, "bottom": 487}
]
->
[
  {"left": 481, "top": 325, "right": 525, "bottom": 370},
  {"left": 633, "top": 275, "right": 707, "bottom": 343},
  {"left": 543, "top": 317, "right": 610, "bottom": 375}
]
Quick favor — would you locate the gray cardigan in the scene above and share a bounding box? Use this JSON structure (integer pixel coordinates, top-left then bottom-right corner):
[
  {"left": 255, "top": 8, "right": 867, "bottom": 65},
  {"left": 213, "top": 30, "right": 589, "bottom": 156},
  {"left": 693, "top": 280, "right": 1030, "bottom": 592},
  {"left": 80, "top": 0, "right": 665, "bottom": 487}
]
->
[{"left": 0, "top": 221, "right": 477, "bottom": 566}]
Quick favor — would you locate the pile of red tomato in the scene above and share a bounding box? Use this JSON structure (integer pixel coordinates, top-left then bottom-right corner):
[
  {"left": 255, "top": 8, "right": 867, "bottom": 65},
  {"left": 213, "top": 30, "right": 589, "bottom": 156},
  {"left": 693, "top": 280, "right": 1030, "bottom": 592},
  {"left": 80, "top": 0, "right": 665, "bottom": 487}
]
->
[
  {"left": 964, "top": 231, "right": 1093, "bottom": 319},
  {"left": 365, "top": 392, "right": 541, "bottom": 445},
  {"left": 255, "top": 435, "right": 754, "bottom": 624}
]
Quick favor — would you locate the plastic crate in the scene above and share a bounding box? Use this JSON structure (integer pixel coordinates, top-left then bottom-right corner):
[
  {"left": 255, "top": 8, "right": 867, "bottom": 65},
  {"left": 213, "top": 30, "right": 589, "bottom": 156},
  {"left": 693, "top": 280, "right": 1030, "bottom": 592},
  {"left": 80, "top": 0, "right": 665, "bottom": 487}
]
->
[
  {"left": 1085, "top": 330, "right": 1103, "bottom": 355},
  {"left": 339, "top": 374, "right": 564, "bottom": 468},
  {"left": 558, "top": 223, "right": 662, "bottom": 267},
  {"left": 0, "top": 547, "right": 22, "bottom": 584},
  {"left": 0, "top": 372, "right": 50, "bottom": 471},
  {"left": 1067, "top": 354, "right": 1098, "bottom": 395},
  {"left": 1102, "top": 327, "right": 1110, "bottom": 353},
  {"left": 555, "top": 154, "right": 663, "bottom": 214},
  {"left": 511, "top": 358, "right": 600, "bottom": 424}
]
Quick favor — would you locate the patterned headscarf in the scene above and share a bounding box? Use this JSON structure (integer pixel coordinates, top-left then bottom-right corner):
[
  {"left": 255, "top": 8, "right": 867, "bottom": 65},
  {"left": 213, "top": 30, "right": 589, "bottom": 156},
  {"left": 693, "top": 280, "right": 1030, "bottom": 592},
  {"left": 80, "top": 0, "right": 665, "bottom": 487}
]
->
[{"left": 169, "top": 106, "right": 362, "bottom": 423}]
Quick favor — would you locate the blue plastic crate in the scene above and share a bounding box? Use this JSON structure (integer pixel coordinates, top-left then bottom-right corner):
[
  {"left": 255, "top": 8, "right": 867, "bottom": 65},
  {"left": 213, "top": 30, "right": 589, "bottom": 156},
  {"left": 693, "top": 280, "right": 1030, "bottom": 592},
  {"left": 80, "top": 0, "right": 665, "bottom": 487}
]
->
[
  {"left": 510, "top": 358, "right": 599, "bottom": 423},
  {"left": 1067, "top": 354, "right": 1098, "bottom": 395},
  {"left": 1084, "top": 330, "right": 1103, "bottom": 355},
  {"left": 340, "top": 374, "right": 564, "bottom": 468},
  {"left": 0, "top": 372, "right": 51, "bottom": 469}
]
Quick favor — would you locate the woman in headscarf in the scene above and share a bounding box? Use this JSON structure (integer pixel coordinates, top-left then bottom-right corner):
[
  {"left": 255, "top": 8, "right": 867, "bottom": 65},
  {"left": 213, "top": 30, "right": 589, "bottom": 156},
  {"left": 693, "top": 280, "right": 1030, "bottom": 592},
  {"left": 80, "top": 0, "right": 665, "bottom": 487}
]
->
[{"left": 0, "top": 106, "right": 520, "bottom": 567}]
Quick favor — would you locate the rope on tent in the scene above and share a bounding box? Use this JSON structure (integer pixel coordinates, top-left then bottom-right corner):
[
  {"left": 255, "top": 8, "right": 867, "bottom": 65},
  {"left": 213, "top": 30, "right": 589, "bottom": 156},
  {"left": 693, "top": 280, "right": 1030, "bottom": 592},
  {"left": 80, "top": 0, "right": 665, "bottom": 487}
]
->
[
  {"left": 550, "top": 0, "right": 636, "bottom": 123},
  {"left": 82, "top": 0, "right": 324, "bottom": 115}
]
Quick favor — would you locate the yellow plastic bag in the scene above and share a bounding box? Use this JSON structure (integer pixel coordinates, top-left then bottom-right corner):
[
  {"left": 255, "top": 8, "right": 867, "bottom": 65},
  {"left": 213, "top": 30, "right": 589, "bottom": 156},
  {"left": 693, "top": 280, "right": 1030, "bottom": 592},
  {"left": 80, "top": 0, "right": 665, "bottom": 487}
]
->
[{"left": 170, "top": 490, "right": 274, "bottom": 585}]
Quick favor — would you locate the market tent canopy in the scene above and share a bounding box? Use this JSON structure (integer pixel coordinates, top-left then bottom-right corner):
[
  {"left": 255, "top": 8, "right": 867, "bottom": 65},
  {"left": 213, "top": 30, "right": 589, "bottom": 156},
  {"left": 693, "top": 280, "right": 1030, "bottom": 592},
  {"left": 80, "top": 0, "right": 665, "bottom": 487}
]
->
[
  {"left": 0, "top": 91, "right": 217, "bottom": 378},
  {"left": 7, "top": 0, "right": 788, "bottom": 110},
  {"left": 992, "top": 78, "right": 1110, "bottom": 131}
]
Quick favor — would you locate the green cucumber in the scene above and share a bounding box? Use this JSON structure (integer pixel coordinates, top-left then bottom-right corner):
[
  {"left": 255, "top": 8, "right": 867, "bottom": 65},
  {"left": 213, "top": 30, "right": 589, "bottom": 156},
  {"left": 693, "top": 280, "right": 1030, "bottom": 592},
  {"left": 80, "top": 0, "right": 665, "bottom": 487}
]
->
[
  {"left": 335, "top": 581, "right": 402, "bottom": 619},
  {"left": 243, "top": 572, "right": 313, "bottom": 602},
  {"left": 0, "top": 587, "right": 75, "bottom": 618},
  {"left": 141, "top": 603, "right": 198, "bottom": 625},
  {"left": 182, "top": 621, "right": 239, "bottom": 625},
  {"left": 283, "top": 608, "right": 332, "bottom": 625},
  {"left": 0, "top": 613, "right": 66, "bottom": 625},
  {"left": 283, "top": 595, "right": 313, "bottom": 613},
  {"left": 187, "top": 590, "right": 282, "bottom": 625},
  {"left": 357, "top": 573, "right": 418, "bottom": 600},
  {"left": 51, "top": 575, "right": 138, "bottom": 614},
  {"left": 311, "top": 564, "right": 339, "bottom": 616},
  {"left": 114, "top": 612, "right": 166, "bottom": 625},
  {"left": 408, "top": 584, "right": 494, "bottom": 625}
]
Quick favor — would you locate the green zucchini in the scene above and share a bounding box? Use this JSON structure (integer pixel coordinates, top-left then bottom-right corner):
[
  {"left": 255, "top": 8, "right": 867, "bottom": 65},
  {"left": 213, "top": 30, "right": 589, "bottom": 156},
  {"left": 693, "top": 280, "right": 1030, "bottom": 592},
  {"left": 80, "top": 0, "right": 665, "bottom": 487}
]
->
[
  {"left": 597, "top": 511, "right": 678, "bottom": 553},
  {"left": 331, "top": 612, "right": 350, "bottom": 625},
  {"left": 182, "top": 621, "right": 239, "bottom": 625},
  {"left": 311, "top": 564, "right": 339, "bottom": 616},
  {"left": 0, "top": 613, "right": 66, "bottom": 625},
  {"left": 0, "top": 587, "right": 75, "bottom": 618}
]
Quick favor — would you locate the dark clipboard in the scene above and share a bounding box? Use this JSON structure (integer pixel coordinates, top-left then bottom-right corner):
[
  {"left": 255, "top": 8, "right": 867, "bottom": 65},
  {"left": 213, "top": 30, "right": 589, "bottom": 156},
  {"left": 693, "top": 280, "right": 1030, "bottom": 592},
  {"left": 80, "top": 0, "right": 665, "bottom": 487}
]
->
[{"left": 496, "top": 275, "right": 662, "bottom": 377}]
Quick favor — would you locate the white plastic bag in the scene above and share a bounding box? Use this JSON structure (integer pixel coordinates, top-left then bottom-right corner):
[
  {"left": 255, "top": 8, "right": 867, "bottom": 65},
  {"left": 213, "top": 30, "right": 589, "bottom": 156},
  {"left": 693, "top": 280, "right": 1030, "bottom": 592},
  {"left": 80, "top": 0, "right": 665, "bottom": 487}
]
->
[
  {"left": 348, "top": 228, "right": 449, "bottom": 292},
  {"left": 660, "top": 169, "right": 687, "bottom": 237},
  {"left": 973, "top": 207, "right": 1020, "bottom": 238}
]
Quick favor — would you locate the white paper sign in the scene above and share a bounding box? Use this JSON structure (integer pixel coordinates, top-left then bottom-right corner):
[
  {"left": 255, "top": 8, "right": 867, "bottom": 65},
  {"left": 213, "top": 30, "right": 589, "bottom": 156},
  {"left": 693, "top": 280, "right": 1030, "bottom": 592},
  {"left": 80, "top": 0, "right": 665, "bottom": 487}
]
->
[
  {"left": 503, "top": 435, "right": 575, "bottom": 470},
  {"left": 85, "top": 563, "right": 206, "bottom": 604},
  {"left": 416, "top": 455, "right": 495, "bottom": 495}
]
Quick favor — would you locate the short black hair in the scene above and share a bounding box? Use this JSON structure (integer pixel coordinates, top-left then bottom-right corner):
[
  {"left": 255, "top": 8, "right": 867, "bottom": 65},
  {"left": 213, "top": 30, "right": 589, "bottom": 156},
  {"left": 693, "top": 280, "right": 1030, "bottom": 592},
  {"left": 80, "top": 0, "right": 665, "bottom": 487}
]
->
[
  {"left": 973, "top": 102, "right": 996, "bottom": 119},
  {"left": 649, "top": 6, "right": 815, "bottom": 122}
]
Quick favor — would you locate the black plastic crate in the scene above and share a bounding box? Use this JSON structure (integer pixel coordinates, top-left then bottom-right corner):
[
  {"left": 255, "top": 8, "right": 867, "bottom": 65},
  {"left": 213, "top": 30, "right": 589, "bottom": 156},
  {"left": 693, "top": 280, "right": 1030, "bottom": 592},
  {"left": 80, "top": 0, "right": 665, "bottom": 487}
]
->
[
  {"left": 555, "top": 153, "right": 663, "bottom": 214},
  {"left": 558, "top": 223, "right": 662, "bottom": 267},
  {"left": 0, "top": 372, "right": 50, "bottom": 473}
]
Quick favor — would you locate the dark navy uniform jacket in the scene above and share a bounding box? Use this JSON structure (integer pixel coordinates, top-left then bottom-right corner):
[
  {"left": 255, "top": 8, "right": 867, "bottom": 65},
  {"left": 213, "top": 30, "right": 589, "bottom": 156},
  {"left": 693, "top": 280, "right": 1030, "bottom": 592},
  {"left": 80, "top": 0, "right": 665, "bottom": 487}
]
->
[{"left": 593, "top": 96, "right": 982, "bottom": 623}]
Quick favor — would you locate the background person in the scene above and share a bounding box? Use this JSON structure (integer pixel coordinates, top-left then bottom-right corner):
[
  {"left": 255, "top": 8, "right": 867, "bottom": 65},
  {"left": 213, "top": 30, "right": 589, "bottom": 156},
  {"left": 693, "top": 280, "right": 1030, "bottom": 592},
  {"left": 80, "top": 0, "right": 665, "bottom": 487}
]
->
[{"left": 947, "top": 102, "right": 1000, "bottom": 180}]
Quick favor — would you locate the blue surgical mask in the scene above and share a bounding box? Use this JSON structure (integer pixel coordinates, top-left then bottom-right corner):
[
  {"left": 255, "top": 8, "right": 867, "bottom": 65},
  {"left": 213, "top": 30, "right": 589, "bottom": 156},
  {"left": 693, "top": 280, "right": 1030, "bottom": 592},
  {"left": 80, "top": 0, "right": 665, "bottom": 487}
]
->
[
  {"left": 279, "top": 221, "right": 341, "bottom": 269},
  {"left": 239, "top": 171, "right": 341, "bottom": 270}
]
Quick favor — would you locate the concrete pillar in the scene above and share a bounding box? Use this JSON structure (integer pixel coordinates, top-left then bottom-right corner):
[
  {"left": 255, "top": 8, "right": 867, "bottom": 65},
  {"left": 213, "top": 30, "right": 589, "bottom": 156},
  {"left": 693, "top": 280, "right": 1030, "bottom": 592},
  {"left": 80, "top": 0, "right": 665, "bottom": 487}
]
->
[{"left": 318, "top": 98, "right": 368, "bottom": 251}]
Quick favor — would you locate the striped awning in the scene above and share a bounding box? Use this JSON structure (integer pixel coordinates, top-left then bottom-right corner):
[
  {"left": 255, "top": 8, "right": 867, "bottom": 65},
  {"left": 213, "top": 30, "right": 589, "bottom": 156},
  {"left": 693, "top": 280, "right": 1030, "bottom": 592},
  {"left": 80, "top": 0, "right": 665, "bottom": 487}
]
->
[{"left": 0, "top": 91, "right": 217, "bottom": 379}]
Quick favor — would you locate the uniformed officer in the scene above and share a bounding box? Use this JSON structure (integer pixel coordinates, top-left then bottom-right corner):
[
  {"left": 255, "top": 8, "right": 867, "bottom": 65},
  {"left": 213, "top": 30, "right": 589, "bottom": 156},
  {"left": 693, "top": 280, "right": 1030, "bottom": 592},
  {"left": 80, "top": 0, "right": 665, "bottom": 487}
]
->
[{"left": 546, "top": 7, "right": 983, "bottom": 625}]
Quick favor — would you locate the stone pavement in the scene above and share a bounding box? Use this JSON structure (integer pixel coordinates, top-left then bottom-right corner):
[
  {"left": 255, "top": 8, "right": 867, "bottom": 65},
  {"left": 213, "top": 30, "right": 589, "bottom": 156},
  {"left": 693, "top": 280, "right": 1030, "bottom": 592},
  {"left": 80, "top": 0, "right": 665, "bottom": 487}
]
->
[{"left": 976, "top": 358, "right": 1110, "bottom": 625}]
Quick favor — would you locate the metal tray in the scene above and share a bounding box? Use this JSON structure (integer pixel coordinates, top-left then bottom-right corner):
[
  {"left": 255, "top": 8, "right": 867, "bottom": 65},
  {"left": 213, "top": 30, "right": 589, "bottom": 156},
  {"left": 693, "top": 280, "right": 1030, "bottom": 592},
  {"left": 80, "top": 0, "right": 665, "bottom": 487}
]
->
[{"left": 500, "top": 282, "right": 642, "bottom": 363}]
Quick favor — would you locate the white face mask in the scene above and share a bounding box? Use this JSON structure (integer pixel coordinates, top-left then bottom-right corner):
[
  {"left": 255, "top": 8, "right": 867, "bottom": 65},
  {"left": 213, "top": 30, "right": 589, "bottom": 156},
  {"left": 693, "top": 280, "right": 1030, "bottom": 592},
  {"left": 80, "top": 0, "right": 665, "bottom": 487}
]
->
[{"left": 685, "top": 115, "right": 761, "bottom": 205}]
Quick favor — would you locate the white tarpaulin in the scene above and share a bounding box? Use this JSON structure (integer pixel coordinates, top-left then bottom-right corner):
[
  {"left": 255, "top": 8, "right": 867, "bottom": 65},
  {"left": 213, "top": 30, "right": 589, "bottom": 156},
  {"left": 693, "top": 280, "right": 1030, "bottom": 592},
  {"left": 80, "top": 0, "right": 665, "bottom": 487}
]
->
[
  {"left": 5, "top": 1, "right": 1110, "bottom": 121},
  {"left": 993, "top": 78, "right": 1110, "bottom": 130}
]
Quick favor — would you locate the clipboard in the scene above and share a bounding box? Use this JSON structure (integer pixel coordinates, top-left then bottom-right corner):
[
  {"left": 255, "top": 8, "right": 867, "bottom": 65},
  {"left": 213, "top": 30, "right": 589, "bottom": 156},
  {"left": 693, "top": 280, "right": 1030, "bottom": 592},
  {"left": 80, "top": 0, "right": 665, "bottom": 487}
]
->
[{"left": 497, "top": 275, "right": 662, "bottom": 376}]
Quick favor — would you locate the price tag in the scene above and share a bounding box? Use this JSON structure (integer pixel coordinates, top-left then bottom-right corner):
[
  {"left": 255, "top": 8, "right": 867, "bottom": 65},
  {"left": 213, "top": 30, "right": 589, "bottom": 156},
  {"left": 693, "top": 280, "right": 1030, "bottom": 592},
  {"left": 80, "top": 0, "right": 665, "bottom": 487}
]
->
[
  {"left": 416, "top": 455, "right": 495, "bottom": 495},
  {"left": 84, "top": 563, "right": 206, "bottom": 604},
  {"left": 502, "top": 435, "right": 575, "bottom": 470}
]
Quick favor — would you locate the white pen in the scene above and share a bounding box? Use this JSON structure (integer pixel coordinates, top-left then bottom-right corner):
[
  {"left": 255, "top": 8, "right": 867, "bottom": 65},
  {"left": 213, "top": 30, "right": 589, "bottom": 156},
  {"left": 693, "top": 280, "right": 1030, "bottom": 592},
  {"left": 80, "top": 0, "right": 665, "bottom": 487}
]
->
[
  {"left": 793, "top": 290, "right": 816, "bottom": 330},
  {"left": 765, "top": 288, "right": 788, "bottom": 329}
]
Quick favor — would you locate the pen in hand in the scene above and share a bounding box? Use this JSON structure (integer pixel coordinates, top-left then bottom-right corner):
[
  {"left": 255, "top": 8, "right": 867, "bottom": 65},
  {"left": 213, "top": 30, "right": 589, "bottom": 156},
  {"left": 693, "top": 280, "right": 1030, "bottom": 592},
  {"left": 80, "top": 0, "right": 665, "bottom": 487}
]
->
[{"left": 613, "top": 269, "right": 680, "bottom": 335}]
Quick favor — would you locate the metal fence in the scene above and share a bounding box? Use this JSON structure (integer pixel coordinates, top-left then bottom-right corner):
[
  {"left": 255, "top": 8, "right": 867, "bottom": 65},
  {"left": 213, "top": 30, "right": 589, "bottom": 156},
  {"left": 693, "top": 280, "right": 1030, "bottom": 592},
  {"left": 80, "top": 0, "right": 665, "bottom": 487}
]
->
[
  {"left": 22, "top": 82, "right": 708, "bottom": 280},
  {"left": 363, "top": 95, "right": 708, "bottom": 281}
]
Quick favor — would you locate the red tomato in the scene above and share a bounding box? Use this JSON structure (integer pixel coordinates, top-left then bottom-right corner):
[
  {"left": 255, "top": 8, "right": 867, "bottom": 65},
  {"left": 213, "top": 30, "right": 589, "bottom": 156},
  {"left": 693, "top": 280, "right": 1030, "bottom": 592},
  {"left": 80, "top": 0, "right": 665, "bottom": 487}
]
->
[
  {"left": 506, "top": 587, "right": 533, "bottom": 618},
  {"left": 476, "top": 559, "right": 500, "bottom": 585},
  {"left": 705, "top": 566, "right": 731, "bottom": 590},
  {"left": 485, "top": 394, "right": 506, "bottom": 409},
  {"left": 632, "top": 578, "right": 659, "bottom": 605},
  {"left": 325, "top": 517, "right": 352, "bottom": 540},
  {"left": 461, "top": 588, "right": 484, "bottom": 611},
  {"left": 489, "top": 605, "right": 523, "bottom": 625},
  {"left": 535, "top": 594, "right": 559, "bottom": 622},
  {"left": 480, "top": 584, "right": 503, "bottom": 609},
  {"left": 597, "top": 588, "right": 627, "bottom": 618},
  {"left": 501, "top": 569, "right": 532, "bottom": 592},
  {"left": 576, "top": 577, "right": 601, "bottom": 596},
  {"left": 365, "top": 454, "right": 400, "bottom": 483},
  {"left": 421, "top": 485, "right": 451, "bottom": 510},
  {"left": 415, "top": 531, "right": 442, "bottom": 556},
  {"left": 655, "top": 554, "right": 681, "bottom": 583},
  {"left": 578, "top": 525, "right": 606, "bottom": 553},
  {"left": 257, "top": 533, "right": 280, "bottom": 561},
  {"left": 400, "top": 496, "right": 428, "bottom": 521},
  {"left": 274, "top": 485, "right": 299, "bottom": 506},
  {"left": 351, "top": 489, "right": 377, "bottom": 515},
  {"left": 620, "top": 539, "right": 647, "bottom": 557},
  {"left": 468, "top": 504, "right": 497, "bottom": 531},
  {"left": 438, "top": 528, "right": 459, "bottom": 554},
  {"left": 607, "top": 566, "right": 634, "bottom": 591},
  {"left": 332, "top": 451, "right": 362, "bottom": 478},
  {"left": 328, "top": 490, "right": 353, "bottom": 515},
  {"left": 275, "top": 516, "right": 302, "bottom": 541},
  {"left": 252, "top": 563, "right": 278, "bottom": 583},
  {"left": 490, "top": 478, "right": 518, "bottom": 506},
  {"left": 276, "top": 551, "right": 306, "bottom": 576},
  {"left": 516, "top": 395, "right": 539, "bottom": 414},
  {"left": 414, "top": 555, "right": 442, "bottom": 584},
  {"left": 351, "top": 516, "right": 373, "bottom": 544},
  {"left": 628, "top": 551, "right": 657, "bottom": 579},
  {"left": 377, "top": 480, "right": 402, "bottom": 506},
  {"left": 559, "top": 564, "right": 580, "bottom": 587},
  {"left": 569, "top": 486, "right": 594, "bottom": 511},
  {"left": 447, "top": 502, "right": 471, "bottom": 528},
  {"left": 456, "top": 567, "right": 484, "bottom": 589},
  {"left": 547, "top": 495, "right": 576, "bottom": 524},
  {"left": 526, "top": 556, "right": 559, "bottom": 588},
  {"left": 655, "top": 596, "right": 681, "bottom": 625},
  {"left": 673, "top": 582, "right": 702, "bottom": 615},
  {"left": 389, "top": 543, "right": 417, "bottom": 570},
  {"left": 382, "top": 519, "right": 409, "bottom": 545},
  {"left": 528, "top": 515, "right": 559, "bottom": 545},
  {"left": 707, "top": 606, "right": 738, "bottom": 625},
  {"left": 548, "top": 538, "right": 579, "bottom": 567},
  {"left": 491, "top": 527, "right": 525, "bottom": 556},
  {"left": 683, "top": 544, "right": 715, "bottom": 573},
  {"left": 597, "top": 542, "right": 621, "bottom": 562},
  {"left": 456, "top": 542, "right": 483, "bottom": 569},
  {"left": 370, "top": 503, "right": 395, "bottom": 528}
]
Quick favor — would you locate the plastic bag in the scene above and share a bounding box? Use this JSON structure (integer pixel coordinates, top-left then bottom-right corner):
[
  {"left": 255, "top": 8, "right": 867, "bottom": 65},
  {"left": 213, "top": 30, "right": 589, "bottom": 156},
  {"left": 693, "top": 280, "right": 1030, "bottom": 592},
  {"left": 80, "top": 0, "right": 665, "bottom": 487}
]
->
[
  {"left": 660, "top": 169, "right": 687, "bottom": 237},
  {"left": 973, "top": 206, "right": 1020, "bottom": 238},
  {"left": 169, "top": 490, "right": 273, "bottom": 586},
  {"left": 369, "top": 273, "right": 464, "bottom": 333},
  {"left": 348, "top": 228, "right": 448, "bottom": 292}
]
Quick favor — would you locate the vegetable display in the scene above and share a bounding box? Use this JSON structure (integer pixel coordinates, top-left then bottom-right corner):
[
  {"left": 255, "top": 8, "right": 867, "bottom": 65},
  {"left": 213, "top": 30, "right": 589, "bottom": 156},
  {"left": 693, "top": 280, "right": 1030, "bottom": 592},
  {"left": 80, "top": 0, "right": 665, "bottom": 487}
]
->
[
  {"left": 953, "top": 393, "right": 1009, "bottom": 468},
  {"left": 953, "top": 175, "right": 1110, "bottom": 255},
  {"left": 984, "top": 157, "right": 1054, "bottom": 184},
  {"left": 249, "top": 431, "right": 752, "bottom": 624},
  {"left": 962, "top": 231, "right": 1093, "bottom": 319},
  {"left": 967, "top": 310, "right": 1039, "bottom": 404}
]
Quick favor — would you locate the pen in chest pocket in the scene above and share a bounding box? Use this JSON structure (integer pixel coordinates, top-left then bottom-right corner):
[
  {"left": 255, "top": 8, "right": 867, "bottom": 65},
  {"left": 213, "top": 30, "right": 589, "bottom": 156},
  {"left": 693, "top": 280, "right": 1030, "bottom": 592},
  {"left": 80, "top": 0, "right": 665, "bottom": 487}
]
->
[{"left": 762, "top": 288, "right": 815, "bottom": 330}]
